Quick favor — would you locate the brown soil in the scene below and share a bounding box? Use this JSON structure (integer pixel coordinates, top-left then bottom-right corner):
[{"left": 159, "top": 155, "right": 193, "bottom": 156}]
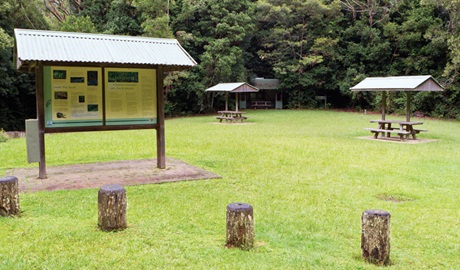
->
[
  {"left": 357, "top": 136, "right": 437, "bottom": 144},
  {"left": 6, "top": 158, "right": 221, "bottom": 193}
]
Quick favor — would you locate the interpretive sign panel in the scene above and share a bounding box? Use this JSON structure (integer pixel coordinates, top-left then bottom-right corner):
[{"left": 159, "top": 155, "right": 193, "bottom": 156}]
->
[
  {"left": 44, "top": 66, "right": 103, "bottom": 127},
  {"left": 44, "top": 66, "right": 157, "bottom": 128},
  {"left": 105, "top": 68, "right": 157, "bottom": 125}
]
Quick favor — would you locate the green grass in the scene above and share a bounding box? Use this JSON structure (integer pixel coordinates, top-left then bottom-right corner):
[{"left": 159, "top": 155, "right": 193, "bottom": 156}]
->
[{"left": 1, "top": 109, "right": 459, "bottom": 269}]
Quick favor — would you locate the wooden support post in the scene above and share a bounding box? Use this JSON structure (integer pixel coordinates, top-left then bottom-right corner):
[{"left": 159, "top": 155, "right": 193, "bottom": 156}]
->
[
  {"left": 406, "top": 91, "right": 411, "bottom": 122},
  {"left": 361, "top": 209, "right": 391, "bottom": 266},
  {"left": 226, "top": 203, "right": 254, "bottom": 250},
  {"left": 0, "top": 176, "right": 20, "bottom": 217},
  {"left": 98, "top": 184, "right": 127, "bottom": 231},
  {"left": 235, "top": 92, "right": 239, "bottom": 112},
  {"left": 156, "top": 67, "right": 166, "bottom": 169},
  {"left": 36, "top": 64, "right": 47, "bottom": 179},
  {"left": 381, "top": 91, "right": 387, "bottom": 120}
]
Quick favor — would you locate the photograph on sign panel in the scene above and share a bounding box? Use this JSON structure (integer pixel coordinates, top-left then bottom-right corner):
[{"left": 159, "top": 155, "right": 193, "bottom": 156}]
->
[
  {"left": 87, "top": 71, "right": 98, "bottom": 86},
  {"left": 70, "top": 77, "right": 85, "bottom": 83},
  {"left": 88, "top": 104, "right": 99, "bottom": 112},
  {"left": 54, "top": 91, "right": 68, "bottom": 100},
  {"left": 53, "top": 70, "right": 66, "bottom": 79}
]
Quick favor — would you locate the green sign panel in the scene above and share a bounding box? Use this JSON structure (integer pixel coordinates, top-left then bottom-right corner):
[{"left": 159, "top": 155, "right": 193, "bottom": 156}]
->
[{"left": 44, "top": 66, "right": 157, "bottom": 128}]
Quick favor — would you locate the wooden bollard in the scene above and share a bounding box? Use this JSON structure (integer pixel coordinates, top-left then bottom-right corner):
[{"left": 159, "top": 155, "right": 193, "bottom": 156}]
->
[
  {"left": 0, "top": 176, "right": 20, "bottom": 217},
  {"left": 226, "top": 203, "right": 254, "bottom": 250},
  {"left": 98, "top": 184, "right": 127, "bottom": 231},
  {"left": 361, "top": 210, "right": 391, "bottom": 265}
]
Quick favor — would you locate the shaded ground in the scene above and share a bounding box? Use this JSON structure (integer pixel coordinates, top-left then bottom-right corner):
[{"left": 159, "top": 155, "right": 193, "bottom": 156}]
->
[
  {"left": 358, "top": 136, "right": 437, "bottom": 144},
  {"left": 6, "top": 158, "right": 221, "bottom": 193}
]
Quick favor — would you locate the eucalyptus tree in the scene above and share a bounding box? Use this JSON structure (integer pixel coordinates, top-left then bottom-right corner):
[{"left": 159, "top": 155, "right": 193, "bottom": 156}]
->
[{"left": 341, "top": 0, "right": 397, "bottom": 44}]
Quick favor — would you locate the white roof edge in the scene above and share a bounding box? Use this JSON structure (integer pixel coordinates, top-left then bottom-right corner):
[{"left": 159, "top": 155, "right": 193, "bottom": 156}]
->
[
  {"left": 350, "top": 75, "right": 444, "bottom": 91},
  {"left": 14, "top": 28, "right": 179, "bottom": 44},
  {"left": 205, "top": 82, "right": 259, "bottom": 92}
]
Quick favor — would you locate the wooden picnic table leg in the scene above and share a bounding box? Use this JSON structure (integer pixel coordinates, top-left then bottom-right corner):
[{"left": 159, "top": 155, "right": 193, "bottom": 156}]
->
[
  {"left": 377, "top": 123, "right": 384, "bottom": 138},
  {"left": 398, "top": 124, "right": 409, "bottom": 141},
  {"left": 373, "top": 123, "right": 381, "bottom": 138},
  {"left": 409, "top": 125, "right": 416, "bottom": 140},
  {"left": 386, "top": 123, "right": 392, "bottom": 137},
  {"left": 381, "top": 123, "right": 388, "bottom": 138}
]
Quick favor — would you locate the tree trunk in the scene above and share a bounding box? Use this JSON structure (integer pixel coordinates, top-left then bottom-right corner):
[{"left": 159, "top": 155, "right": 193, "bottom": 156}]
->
[
  {"left": 226, "top": 203, "right": 254, "bottom": 250},
  {"left": 98, "top": 184, "right": 127, "bottom": 231},
  {"left": 0, "top": 176, "right": 20, "bottom": 217},
  {"left": 361, "top": 209, "right": 391, "bottom": 265}
]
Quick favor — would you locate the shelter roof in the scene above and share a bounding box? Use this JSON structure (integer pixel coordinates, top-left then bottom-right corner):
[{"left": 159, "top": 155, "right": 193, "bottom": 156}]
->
[
  {"left": 14, "top": 29, "right": 197, "bottom": 71},
  {"left": 252, "top": 77, "right": 280, "bottom": 90},
  {"left": 205, "top": 82, "right": 259, "bottom": 93},
  {"left": 350, "top": 75, "right": 444, "bottom": 92}
]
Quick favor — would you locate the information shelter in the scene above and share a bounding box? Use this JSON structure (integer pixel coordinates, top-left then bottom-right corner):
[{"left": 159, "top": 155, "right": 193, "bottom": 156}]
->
[{"left": 14, "top": 29, "right": 197, "bottom": 178}]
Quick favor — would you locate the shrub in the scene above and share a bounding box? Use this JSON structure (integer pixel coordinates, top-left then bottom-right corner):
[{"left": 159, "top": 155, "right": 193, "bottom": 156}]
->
[{"left": 0, "top": 129, "right": 9, "bottom": 143}]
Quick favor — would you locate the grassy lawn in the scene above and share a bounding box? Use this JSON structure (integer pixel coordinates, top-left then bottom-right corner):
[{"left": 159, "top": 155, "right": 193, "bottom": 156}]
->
[{"left": 0, "top": 109, "right": 459, "bottom": 269}]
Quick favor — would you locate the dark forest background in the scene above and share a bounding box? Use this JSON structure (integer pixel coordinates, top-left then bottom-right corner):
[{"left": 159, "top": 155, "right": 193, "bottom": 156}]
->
[{"left": 1, "top": 0, "right": 460, "bottom": 130}]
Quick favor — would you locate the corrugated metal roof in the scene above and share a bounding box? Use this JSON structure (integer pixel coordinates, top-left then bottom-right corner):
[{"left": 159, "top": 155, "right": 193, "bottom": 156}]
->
[
  {"left": 252, "top": 77, "right": 280, "bottom": 90},
  {"left": 205, "top": 82, "right": 259, "bottom": 93},
  {"left": 350, "top": 75, "right": 444, "bottom": 91},
  {"left": 14, "top": 29, "right": 197, "bottom": 70}
]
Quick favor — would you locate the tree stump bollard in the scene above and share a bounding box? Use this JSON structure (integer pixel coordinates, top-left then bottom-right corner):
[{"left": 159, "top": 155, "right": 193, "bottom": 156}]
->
[
  {"left": 98, "top": 184, "right": 127, "bottom": 231},
  {"left": 361, "top": 209, "right": 391, "bottom": 266},
  {"left": 0, "top": 176, "right": 20, "bottom": 217},
  {"left": 226, "top": 203, "right": 254, "bottom": 250}
]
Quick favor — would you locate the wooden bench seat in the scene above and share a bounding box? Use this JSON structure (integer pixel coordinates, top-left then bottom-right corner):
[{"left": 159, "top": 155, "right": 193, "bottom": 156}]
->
[
  {"left": 216, "top": 116, "right": 233, "bottom": 123},
  {"left": 364, "top": 128, "right": 410, "bottom": 135},
  {"left": 252, "top": 101, "right": 271, "bottom": 109},
  {"left": 365, "top": 128, "right": 411, "bottom": 141},
  {"left": 216, "top": 116, "right": 233, "bottom": 120},
  {"left": 413, "top": 129, "right": 428, "bottom": 133},
  {"left": 216, "top": 116, "right": 248, "bottom": 123}
]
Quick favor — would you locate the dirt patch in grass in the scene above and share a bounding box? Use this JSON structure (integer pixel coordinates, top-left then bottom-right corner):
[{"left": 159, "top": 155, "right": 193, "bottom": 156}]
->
[
  {"left": 6, "top": 158, "right": 221, "bottom": 193},
  {"left": 358, "top": 136, "right": 437, "bottom": 144},
  {"left": 376, "top": 193, "right": 415, "bottom": 203}
]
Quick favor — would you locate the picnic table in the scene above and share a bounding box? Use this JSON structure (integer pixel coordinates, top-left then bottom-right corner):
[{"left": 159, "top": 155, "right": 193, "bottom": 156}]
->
[
  {"left": 366, "top": 119, "right": 427, "bottom": 141},
  {"left": 216, "top": 111, "right": 248, "bottom": 123},
  {"left": 252, "top": 100, "right": 271, "bottom": 109}
]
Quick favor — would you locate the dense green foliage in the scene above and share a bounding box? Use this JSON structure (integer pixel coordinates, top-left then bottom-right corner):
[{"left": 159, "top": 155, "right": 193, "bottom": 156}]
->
[
  {"left": 1, "top": 0, "right": 460, "bottom": 130},
  {"left": 1, "top": 110, "right": 460, "bottom": 268},
  {"left": 0, "top": 0, "right": 47, "bottom": 130}
]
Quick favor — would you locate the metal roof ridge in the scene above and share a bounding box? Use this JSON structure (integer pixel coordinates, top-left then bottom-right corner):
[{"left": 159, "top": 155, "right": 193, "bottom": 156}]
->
[
  {"left": 365, "top": 75, "right": 431, "bottom": 80},
  {"left": 14, "top": 28, "right": 179, "bottom": 44},
  {"left": 350, "top": 75, "right": 444, "bottom": 91}
]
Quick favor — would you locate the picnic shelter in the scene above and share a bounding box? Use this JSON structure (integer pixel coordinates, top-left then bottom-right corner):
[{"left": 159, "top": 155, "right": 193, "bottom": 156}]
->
[{"left": 351, "top": 75, "right": 444, "bottom": 141}]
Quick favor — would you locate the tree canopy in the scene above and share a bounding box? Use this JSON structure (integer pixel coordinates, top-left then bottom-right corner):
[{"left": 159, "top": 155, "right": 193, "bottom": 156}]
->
[{"left": 1, "top": 0, "right": 459, "bottom": 130}]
